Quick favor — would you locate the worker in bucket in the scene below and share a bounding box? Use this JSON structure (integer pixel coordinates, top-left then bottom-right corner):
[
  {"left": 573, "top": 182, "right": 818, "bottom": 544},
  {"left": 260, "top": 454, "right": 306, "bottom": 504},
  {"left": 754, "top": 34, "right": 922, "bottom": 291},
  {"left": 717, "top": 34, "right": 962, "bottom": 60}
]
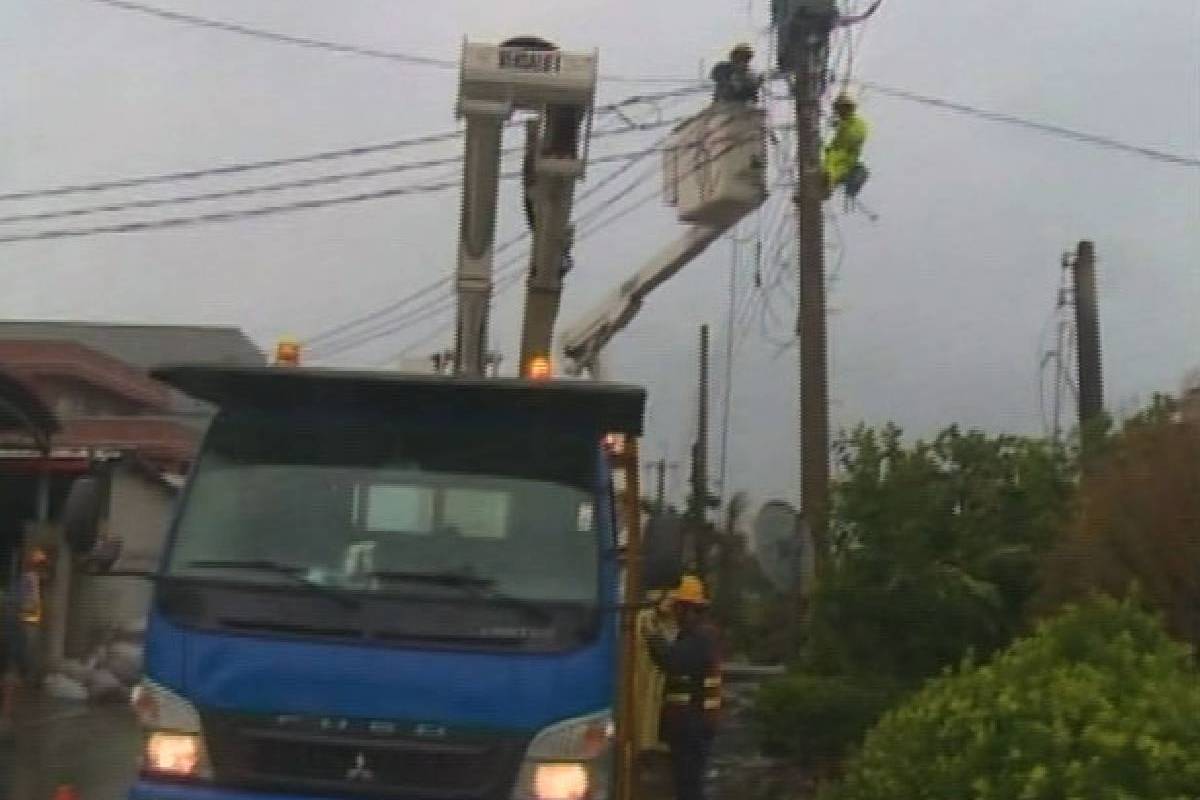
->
[
  {"left": 644, "top": 575, "right": 723, "bottom": 800},
  {"left": 711, "top": 44, "right": 762, "bottom": 105},
  {"left": 822, "top": 91, "right": 869, "bottom": 200}
]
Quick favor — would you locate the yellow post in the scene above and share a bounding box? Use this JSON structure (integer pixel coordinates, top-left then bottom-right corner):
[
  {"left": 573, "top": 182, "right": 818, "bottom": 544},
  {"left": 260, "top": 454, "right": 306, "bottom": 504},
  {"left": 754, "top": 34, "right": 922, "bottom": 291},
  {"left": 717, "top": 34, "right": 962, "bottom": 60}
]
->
[{"left": 613, "top": 437, "right": 643, "bottom": 800}]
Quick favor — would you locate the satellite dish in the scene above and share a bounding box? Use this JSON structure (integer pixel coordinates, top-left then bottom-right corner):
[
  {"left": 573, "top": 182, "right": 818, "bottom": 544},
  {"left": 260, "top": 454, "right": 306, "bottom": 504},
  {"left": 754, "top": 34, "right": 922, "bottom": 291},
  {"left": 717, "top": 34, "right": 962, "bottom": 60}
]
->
[{"left": 752, "top": 501, "right": 807, "bottom": 593}]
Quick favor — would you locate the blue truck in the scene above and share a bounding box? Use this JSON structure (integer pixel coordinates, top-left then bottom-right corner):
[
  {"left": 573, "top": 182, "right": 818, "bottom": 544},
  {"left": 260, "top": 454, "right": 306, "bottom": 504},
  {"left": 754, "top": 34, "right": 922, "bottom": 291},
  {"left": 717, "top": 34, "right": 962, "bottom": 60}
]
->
[{"left": 61, "top": 365, "right": 681, "bottom": 800}]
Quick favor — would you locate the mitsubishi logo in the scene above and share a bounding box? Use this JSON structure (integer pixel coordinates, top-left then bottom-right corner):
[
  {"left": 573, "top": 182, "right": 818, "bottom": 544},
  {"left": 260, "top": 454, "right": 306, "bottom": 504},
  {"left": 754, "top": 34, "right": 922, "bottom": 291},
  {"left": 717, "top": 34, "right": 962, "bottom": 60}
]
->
[{"left": 345, "top": 752, "right": 375, "bottom": 782}]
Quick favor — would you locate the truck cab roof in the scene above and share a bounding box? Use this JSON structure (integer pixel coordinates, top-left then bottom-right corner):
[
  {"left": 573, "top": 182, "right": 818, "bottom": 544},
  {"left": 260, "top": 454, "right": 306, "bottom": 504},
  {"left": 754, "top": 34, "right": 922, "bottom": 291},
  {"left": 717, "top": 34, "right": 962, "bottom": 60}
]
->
[{"left": 152, "top": 365, "right": 646, "bottom": 435}]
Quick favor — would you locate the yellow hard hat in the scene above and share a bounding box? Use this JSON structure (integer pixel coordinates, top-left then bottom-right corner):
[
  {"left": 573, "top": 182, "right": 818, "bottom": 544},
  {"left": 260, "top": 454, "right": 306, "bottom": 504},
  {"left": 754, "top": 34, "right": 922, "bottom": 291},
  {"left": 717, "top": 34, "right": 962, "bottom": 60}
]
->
[
  {"left": 669, "top": 574, "right": 709, "bottom": 606},
  {"left": 730, "top": 43, "right": 754, "bottom": 59}
]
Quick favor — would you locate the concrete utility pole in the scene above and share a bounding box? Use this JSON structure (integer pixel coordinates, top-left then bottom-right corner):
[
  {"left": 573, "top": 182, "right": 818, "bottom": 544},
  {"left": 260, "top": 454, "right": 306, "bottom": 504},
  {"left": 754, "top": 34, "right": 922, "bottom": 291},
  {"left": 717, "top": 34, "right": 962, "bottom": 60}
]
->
[
  {"left": 688, "top": 325, "right": 712, "bottom": 575},
  {"left": 776, "top": 0, "right": 838, "bottom": 575},
  {"left": 1072, "top": 240, "right": 1105, "bottom": 446}
]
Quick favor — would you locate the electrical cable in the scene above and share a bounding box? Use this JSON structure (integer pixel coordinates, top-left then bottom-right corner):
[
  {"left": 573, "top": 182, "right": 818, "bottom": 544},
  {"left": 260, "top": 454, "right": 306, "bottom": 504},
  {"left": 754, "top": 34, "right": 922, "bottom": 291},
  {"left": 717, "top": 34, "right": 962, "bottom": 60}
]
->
[
  {"left": 847, "top": 79, "right": 1200, "bottom": 169},
  {"left": 81, "top": 0, "right": 697, "bottom": 84},
  {"left": 307, "top": 123, "right": 754, "bottom": 359},
  {"left": 0, "top": 142, "right": 668, "bottom": 227},
  {"left": 0, "top": 174, "right": 504, "bottom": 244},
  {"left": 0, "top": 156, "right": 472, "bottom": 225},
  {"left": 303, "top": 136, "right": 673, "bottom": 349},
  {"left": 0, "top": 130, "right": 467, "bottom": 203},
  {"left": 0, "top": 141, "right": 689, "bottom": 246},
  {"left": 0, "top": 86, "right": 699, "bottom": 203}
]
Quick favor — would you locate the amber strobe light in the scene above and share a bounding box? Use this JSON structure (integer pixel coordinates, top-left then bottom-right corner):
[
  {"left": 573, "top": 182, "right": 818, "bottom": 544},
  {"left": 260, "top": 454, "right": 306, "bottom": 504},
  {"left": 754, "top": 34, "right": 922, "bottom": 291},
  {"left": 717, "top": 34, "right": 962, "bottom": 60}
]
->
[
  {"left": 526, "top": 355, "right": 553, "bottom": 380},
  {"left": 274, "top": 337, "right": 301, "bottom": 366}
]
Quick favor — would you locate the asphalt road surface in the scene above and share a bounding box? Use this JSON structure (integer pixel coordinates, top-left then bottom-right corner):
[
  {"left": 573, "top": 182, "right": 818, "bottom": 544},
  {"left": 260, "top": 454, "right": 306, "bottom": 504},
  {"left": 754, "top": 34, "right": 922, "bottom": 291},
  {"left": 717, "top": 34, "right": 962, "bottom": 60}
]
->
[{"left": 1, "top": 697, "right": 140, "bottom": 800}]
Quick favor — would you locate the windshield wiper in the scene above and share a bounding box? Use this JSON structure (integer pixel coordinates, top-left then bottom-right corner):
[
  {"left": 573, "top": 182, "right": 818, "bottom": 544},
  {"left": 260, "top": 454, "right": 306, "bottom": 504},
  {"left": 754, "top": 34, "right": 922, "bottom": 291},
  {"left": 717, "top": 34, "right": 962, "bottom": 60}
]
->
[
  {"left": 368, "top": 570, "right": 555, "bottom": 623},
  {"left": 183, "top": 559, "right": 361, "bottom": 609}
]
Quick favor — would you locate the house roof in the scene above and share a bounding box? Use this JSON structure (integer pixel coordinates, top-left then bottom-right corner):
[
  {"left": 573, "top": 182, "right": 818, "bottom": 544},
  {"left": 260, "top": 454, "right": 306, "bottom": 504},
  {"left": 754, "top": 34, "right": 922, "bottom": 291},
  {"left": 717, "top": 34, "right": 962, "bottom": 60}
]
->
[
  {"left": 0, "top": 368, "right": 58, "bottom": 451},
  {"left": 0, "top": 321, "right": 264, "bottom": 418},
  {"left": 0, "top": 321, "right": 263, "bottom": 370},
  {"left": 0, "top": 340, "right": 172, "bottom": 411}
]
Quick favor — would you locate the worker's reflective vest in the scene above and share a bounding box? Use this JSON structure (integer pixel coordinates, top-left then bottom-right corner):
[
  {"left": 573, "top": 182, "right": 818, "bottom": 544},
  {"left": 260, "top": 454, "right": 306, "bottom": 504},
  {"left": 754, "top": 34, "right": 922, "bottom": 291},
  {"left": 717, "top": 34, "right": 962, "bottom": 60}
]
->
[
  {"left": 19, "top": 571, "right": 41, "bottom": 624},
  {"left": 662, "top": 628, "right": 723, "bottom": 727},
  {"left": 823, "top": 114, "right": 868, "bottom": 186}
]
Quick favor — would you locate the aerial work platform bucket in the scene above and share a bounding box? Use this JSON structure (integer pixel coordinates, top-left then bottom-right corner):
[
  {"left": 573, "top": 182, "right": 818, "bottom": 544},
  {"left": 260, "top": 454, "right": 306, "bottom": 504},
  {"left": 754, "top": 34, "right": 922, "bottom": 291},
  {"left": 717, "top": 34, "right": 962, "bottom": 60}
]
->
[{"left": 663, "top": 106, "right": 767, "bottom": 226}]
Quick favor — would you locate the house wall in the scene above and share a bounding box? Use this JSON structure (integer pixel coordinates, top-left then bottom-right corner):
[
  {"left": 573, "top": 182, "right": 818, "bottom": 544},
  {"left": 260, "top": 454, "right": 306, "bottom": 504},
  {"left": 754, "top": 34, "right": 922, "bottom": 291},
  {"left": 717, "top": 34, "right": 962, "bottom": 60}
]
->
[{"left": 67, "top": 468, "right": 175, "bottom": 654}]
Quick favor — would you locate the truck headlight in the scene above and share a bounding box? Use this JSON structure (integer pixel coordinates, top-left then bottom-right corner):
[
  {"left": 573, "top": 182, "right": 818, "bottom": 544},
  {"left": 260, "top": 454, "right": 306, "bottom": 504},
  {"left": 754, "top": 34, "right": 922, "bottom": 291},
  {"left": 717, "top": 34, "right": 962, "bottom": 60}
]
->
[
  {"left": 513, "top": 710, "right": 613, "bottom": 800},
  {"left": 131, "top": 680, "right": 213, "bottom": 780}
]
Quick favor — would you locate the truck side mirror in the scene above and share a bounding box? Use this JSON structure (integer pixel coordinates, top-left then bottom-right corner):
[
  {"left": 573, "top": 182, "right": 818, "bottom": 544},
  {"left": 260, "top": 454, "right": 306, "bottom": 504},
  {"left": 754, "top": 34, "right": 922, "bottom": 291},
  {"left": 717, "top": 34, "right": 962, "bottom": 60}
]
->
[
  {"left": 63, "top": 476, "right": 103, "bottom": 555},
  {"left": 642, "top": 514, "right": 684, "bottom": 592}
]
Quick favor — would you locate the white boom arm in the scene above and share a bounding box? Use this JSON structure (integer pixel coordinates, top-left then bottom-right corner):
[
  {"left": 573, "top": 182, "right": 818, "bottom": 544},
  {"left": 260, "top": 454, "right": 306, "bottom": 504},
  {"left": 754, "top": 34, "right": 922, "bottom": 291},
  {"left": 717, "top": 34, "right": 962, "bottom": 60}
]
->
[
  {"left": 560, "top": 104, "right": 767, "bottom": 379},
  {"left": 560, "top": 223, "right": 732, "bottom": 379},
  {"left": 452, "top": 38, "right": 597, "bottom": 377}
]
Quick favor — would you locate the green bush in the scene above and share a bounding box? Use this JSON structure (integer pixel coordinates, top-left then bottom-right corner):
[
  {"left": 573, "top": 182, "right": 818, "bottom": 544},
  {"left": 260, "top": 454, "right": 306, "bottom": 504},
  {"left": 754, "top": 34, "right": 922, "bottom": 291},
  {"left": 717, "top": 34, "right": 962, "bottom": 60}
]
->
[
  {"left": 827, "top": 597, "right": 1200, "bottom": 799},
  {"left": 754, "top": 673, "right": 897, "bottom": 768}
]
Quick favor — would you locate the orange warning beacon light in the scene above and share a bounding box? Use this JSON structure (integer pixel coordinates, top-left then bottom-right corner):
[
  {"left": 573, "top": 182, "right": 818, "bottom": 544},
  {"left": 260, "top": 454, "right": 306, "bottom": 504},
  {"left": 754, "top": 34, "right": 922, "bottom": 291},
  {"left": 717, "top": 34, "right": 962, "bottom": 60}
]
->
[
  {"left": 274, "top": 337, "right": 301, "bottom": 367},
  {"left": 525, "top": 355, "right": 553, "bottom": 381}
]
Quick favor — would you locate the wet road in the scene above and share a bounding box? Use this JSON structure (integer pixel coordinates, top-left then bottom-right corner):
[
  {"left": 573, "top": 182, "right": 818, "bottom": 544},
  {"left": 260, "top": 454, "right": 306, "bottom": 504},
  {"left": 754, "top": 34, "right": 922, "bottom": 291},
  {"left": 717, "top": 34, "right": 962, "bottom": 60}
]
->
[{"left": 1, "top": 697, "right": 140, "bottom": 800}]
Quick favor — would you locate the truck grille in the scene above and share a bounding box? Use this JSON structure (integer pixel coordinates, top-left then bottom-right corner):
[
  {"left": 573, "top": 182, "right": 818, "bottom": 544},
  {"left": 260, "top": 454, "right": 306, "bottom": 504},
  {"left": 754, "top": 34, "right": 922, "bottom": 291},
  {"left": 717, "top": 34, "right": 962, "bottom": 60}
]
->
[{"left": 204, "top": 712, "right": 527, "bottom": 799}]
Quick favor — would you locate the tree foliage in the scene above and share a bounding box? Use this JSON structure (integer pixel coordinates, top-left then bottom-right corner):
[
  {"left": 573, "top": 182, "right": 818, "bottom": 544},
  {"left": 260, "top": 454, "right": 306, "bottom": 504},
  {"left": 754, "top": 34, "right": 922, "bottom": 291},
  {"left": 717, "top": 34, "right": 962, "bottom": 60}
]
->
[
  {"left": 827, "top": 597, "right": 1200, "bottom": 799},
  {"left": 804, "top": 424, "right": 1074, "bottom": 684},
  {"left": 1038, "top": 396, "right": 1200, "bottom": 645}
]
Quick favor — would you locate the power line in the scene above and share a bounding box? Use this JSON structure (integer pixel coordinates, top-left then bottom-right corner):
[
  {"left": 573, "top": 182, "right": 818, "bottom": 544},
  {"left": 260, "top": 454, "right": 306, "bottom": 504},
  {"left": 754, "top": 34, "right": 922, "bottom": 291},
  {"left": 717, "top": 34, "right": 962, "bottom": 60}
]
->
[
  {"left": 0, "top": 104, "right": 700, "bottom": 206},
  {"left": 852, "top": 79, "right": 1200, "bottom": 169},
  {"left": 303, "top": 132, "right": 673, "bottom": 351},
  {"left": 308, "top": 137, "right": 678, "bottom": 358},
  {"left": 0, "top": 143, "right": 666, "bottom": 226},
  {"left": 81, "top": 0, "right": 696, "bottom": 84},
  {"left": 0, "top": 176, "right": 475, "bottom": 244},
  {"left": 0, "top": 130, "right": 465, "bottom": 202},
  {"left": 85, "top": 0, "right": 456, "bottom": 67},
  {"left": 0, "top": 144, "right": 684, "bottom": 245},
  {"left": 0, "top": 157, "right": 468, "bottom": 225}
]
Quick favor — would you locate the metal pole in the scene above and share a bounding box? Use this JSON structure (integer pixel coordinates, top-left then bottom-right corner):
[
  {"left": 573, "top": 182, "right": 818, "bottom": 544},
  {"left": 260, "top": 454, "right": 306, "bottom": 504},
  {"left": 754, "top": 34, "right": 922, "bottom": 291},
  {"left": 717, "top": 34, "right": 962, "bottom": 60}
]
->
[
  {"left": 689, "top": 326, "right": 711, "bottom": 576},
  {"left": 792, "top": 26, "right": 831, "bottom": 577},
  {"left": 614, "top": 437, "right": 643, "bottom": 800}
]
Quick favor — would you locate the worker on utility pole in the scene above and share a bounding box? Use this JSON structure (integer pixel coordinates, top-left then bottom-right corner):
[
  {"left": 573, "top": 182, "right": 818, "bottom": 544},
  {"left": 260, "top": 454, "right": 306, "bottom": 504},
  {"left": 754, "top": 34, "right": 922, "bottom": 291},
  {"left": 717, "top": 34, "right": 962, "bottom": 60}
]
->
[
  {"left": 643, "top": 575, "right": 722, "bottom": 800},
  {"left": 711, "top": 44, "right": 762, "bottom": 105},
  {"left": 822, "top": 91, "right": 869, "bottom": 200}
]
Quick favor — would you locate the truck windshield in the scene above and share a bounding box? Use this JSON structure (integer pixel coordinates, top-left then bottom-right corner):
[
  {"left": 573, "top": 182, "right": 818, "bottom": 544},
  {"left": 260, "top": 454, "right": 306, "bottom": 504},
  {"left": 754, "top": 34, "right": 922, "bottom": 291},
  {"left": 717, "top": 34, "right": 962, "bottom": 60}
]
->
[{"left": 166, "top": 408, "right": 601, "bottom": 607}]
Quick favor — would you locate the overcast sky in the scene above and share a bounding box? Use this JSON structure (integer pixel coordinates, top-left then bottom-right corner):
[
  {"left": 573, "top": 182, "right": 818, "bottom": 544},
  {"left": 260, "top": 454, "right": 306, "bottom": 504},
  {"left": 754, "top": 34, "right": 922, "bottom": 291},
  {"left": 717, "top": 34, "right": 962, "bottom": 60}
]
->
[{"left": 1, "top": 0, "right": 1197, "bottom": 507}]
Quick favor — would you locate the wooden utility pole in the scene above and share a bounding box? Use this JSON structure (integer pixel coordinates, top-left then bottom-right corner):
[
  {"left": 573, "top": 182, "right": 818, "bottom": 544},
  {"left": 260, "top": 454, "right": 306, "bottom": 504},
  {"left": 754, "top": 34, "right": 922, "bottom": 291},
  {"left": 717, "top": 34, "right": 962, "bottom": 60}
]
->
[
  {"left": 777, "top": 1, "right": 838, "bottom": 576},
  {"left": 1072, "top": 240, "right": 1104, "bottom": 457}
]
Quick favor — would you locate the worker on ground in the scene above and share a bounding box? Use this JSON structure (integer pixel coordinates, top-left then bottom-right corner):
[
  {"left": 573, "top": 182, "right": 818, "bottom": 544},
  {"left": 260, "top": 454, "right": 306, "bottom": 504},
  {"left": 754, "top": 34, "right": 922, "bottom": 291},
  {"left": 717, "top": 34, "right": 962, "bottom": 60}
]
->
[
  {"left": 644, "top": 575, "right": 722, "bottom": 800},
  {"left": 0, "top": 553, "right": 35, "bottom": 732},
  {"left": 821, "top": 91, "right": 869, "bottom": 200},
  {"left": 711, "top": 44, "right": 762, "bottom": 105}
]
